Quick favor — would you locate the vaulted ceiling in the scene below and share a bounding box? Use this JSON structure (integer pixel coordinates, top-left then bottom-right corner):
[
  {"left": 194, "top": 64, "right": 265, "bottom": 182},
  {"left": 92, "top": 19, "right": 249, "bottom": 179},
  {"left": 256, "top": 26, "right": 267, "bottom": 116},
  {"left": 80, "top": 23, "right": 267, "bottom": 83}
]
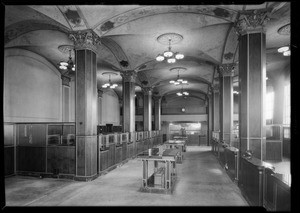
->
[{"left": 4, "top": 3, "right": 290, "bottom": 101}]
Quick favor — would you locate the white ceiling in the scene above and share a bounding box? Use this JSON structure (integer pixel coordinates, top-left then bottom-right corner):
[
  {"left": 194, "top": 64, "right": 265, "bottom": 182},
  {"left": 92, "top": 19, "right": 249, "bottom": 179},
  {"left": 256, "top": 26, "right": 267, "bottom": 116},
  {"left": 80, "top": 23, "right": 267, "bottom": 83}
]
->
[{"left": 5, "top": 3, "right": 290, "bottom": 100}]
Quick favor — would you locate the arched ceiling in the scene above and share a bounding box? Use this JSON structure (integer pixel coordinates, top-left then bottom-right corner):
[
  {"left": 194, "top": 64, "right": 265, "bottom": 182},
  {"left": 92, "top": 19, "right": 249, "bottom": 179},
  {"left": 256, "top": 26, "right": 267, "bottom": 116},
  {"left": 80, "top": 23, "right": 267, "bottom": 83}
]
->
[{"left": 4, "top": 3, "right": 291, "bottom": 100}]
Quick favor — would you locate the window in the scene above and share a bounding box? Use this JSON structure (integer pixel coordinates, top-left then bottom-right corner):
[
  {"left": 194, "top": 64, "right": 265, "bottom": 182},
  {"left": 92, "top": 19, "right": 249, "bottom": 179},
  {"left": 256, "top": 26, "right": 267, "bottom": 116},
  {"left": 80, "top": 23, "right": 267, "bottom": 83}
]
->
[
  {"left": 283, "top": 84, "right": 290, "bottom": 125},
  {"left": 266, "top": 91, "right": 274, "bottom": 121}
]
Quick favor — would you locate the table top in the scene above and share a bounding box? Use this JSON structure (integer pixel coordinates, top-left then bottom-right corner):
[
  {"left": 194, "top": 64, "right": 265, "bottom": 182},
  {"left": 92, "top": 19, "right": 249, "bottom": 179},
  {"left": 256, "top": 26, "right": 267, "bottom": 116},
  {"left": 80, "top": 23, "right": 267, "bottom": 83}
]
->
[
  {"left": 137, "top": 149, "right": 179, "bottom": 161},
  {"left": 165, "top": 140, "right": 186, "bottom": 145}
]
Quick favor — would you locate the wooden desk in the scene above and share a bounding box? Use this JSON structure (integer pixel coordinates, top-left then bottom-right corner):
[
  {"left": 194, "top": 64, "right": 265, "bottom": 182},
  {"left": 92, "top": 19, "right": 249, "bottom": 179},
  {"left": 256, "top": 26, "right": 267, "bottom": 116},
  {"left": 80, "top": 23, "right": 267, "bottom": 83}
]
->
[
  {"left": 137, "top": 149, "right": 179, "bottom": 194},
  {"left": 165, "top": 140, "right": 186, "bottom": 152}
]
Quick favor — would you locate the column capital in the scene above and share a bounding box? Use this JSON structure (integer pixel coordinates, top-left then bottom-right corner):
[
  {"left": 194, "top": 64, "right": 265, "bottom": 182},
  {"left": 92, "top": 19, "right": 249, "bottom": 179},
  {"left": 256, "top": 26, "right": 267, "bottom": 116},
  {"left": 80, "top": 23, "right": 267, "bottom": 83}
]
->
[
  {"left": 212, "top": 84, "right": 220, "bottom": 93},
  {"left": 69, "top": 29, "right": 101, "bottom": 53},
  {"left": 97, "top": 89, "right": 103, "bottom": 98},
  {"left": 218, "top": 63, "right": 235, "bottom": 77},
  {"left": 142, "top": 87, "right": 153, "bottom": 95},
  {"left": 121, "top": 70, "right": 137, "bottom": 83},
  {"left": 234, "top": 9, "right": 270, "bottom": 35},
  {"left": 61, "top": 75, "right": 71, "bottom": 87},
  {"left": 153, "top": 96, "right": 162, "bottom": 103}
]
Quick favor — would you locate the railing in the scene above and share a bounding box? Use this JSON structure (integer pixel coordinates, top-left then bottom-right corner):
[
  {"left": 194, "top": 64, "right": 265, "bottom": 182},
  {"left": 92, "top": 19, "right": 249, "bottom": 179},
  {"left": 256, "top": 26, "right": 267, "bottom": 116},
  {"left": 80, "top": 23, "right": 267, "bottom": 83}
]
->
[
  {"left": 266, "top": 124, "right": 283, "bottom": 161},
  {"left": 4, "top": 122, "right": 164, "bottom": 179},
  {"left": 211, "top": 127, "right": 291, "bottom": 210}
]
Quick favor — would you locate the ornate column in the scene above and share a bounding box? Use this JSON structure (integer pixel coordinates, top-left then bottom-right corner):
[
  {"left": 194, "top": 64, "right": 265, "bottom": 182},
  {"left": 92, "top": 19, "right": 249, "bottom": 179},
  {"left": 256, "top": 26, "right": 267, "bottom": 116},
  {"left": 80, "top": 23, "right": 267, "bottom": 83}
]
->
[
  {"left": 235, "top": 9, "right": 269, "bottom": 160},
  {"left": 97, "top": 89, "right": 103, "bottom": 125},
  {"left": 218, "top": 63, "right": 235, "bottom": 146},
  {"left": 69, "top": 30, "right": 101, "bottom": 180},
  {"left": 207, "top": 90, "right": 213, "bottom": 146},
  {"left": 143, "top": 87, "right": 153, "bottom": 131},
  {"left": 212, "top": 84, "right": 220, "bottom": 132},
  {"left": 153, "top": 96, "right": 161, "bottom": 131},
  {"left": 273, "top": 76, "right": 285, "bottom": 125},
  {"left": 61, "top": 75, "right": 71, "bottom": 122},
  {"left": 121, "top": 70, "right": 137, "bottom": 133}
]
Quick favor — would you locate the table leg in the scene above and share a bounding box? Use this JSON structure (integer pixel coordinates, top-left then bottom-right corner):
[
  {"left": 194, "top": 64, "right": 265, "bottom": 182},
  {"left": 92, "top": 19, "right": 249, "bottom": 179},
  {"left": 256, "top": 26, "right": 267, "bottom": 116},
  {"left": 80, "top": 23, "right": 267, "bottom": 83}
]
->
[
  {"left": 142, "top": 160, "right": 148, "bottom": 187},
  {"left": 154, "top": 160, "right": 158, "bottom": 173}
]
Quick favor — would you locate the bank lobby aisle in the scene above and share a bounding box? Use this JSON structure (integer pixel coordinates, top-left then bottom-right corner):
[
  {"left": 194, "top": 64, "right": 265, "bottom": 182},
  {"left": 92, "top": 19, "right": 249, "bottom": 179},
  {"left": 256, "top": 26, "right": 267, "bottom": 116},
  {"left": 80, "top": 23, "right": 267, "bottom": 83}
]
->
[{"left": 5, "top": 146, "right": 248, "bottom": 206}]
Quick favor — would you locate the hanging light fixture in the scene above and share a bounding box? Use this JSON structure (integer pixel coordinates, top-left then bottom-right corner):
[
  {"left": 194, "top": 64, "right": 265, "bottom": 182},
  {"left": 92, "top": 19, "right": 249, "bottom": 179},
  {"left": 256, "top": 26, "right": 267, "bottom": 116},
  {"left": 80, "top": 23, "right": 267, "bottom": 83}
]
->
[
  {"left": 102, "top": 72, "right": 118, "bottom": 89},
  {"left": 156, "top": 38, "right": 184, "bottom": 63},
  {"left": 176, "top": 86, "right": 189, "bottom": 96},
  {"left": 169, "top": 69, "right": 188, "bottom": 85},
  {"left": 59, "top": 49, "right": 75, "bottom": 72},
  {"left": 278, "top": 45, "right": 290, "bottom": 56}
]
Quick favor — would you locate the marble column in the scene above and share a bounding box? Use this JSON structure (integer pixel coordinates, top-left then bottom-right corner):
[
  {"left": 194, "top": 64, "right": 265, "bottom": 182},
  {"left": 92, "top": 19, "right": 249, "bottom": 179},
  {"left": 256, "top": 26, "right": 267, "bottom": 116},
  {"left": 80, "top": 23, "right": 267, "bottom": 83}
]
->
[
  {"left": 61, "top": 75, "right": 71, "bottom": 122},
  {"left": 121, "top": 70, "right": 137, "bottom": 133},
  {"left": 273, "top": 76, "right": 285, "bottom": 125},
  {"left": 218, "top": 63, "right": 234, "bottom": 146},
  {"left": 153, "top": 96, "right": 161, "bottom": 130},
  {"left": 235, "top": 9, "right": 269, "bottom": 160},
  {"left": 213, "top": 84, "right": 220, "bottom": 132},
  {"left": 97, "top": 89, "right": 103, "bottom": 125},
  {"left": 69, "top": 30, "right": 101, "bottom": 180},
  {"left": 143, "top": 87, "right": 152, "bottom": 131},
  {"left": 208, "top": 91, "right": 213, "bottom": 146}
]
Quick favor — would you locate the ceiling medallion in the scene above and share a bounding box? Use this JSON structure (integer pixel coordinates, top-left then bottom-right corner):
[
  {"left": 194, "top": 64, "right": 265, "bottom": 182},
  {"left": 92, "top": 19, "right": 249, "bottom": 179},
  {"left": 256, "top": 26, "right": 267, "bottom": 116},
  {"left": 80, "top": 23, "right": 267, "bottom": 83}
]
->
[
  {"left": 156, "top": 33, "right": 184, "bottom": 63},
  {"left": 58, "top": 45, "right": 74, "bottom": 54},
  {"left": 278, "top": 23, "right": 290, "bottom": 35},
  {"left": 157, "top": 33, "right": 183, "bottom": 45}
]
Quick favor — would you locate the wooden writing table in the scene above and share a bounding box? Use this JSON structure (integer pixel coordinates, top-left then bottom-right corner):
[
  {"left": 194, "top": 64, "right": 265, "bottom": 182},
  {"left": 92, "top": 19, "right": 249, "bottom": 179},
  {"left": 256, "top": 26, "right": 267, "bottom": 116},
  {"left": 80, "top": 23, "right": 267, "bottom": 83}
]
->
[{"left": 137, "top": 149, "right": 180, "bottom": 194}]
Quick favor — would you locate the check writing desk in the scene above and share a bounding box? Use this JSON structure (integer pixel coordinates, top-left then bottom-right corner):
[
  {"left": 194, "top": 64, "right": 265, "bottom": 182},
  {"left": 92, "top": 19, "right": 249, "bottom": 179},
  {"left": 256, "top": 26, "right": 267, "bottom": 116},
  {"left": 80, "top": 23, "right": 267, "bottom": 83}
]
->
[{"left": 137, "top": 148, "right": 180, "bottom": 194}]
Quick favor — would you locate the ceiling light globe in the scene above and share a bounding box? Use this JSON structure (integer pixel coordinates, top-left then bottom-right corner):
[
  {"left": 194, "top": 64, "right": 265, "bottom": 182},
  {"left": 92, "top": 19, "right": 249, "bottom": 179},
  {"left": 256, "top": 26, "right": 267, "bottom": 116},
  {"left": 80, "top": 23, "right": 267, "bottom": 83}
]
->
[
  {"left": 156, "top": 54, "right": 165, "bottom": 61},
  {"left": 175, "top": 53, "right": 184, "bottom": 59},
  {"left": 112, "top": 84, "right": 118, "bottom": 87},
  {"left": 278, "top": 46, "right": 289, "bottom": 53},
  {"left": 177, "top": 92, "right": 182, "bottom": 96},
  {"left": 60, "top": 62, "right": 68, "bottom": 66},
  {"left": 72, "top": 67, "right": 75, "bottom": 71},
  {"left": 163, "top": 51, "right": 173, "bottom": 58},
  {"left": 174, "top": 82, "right": 180, "bottom": 85},
  {"left": 59, "top": 65, "right": 67, "bottom": 70},
  {"left": 283, "top": 50, "right": 291, "bottom": 56},
  {"left": 177, "top": 79, "right": 183, "bottom": 82},
  {"left": 182, "top": 80, "right": 188, "bottom": 84},
  {"left": 167, "top": 58, "right": 176, "bottom": 63},
  {"left": 170, "top": 80, "right": 175, "bottom": 84},
  {"left": 102, "top": 85, "right": 108, "bottom": 88}
]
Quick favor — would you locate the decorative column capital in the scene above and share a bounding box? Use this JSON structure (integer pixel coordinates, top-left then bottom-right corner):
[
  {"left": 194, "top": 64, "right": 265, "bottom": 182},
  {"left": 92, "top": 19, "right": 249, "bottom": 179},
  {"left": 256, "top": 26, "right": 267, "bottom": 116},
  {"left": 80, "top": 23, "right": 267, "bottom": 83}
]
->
[
  {"left": 212, "top": 84, "right": 220, "bottom": 93},
  {"left": 69, "top": 29, "right": 101, "bottom": 53},
  {"left": 121, "top": 70, "right": 137, "bottom": 83},
  {"left": 97, "top": 89, "right": 103, "bottom": 98},
  {"left": 142, "top": 87, "right": 153, "bottom": 95},
  {"left": 218, "top": 63, "right": 236, "bottom": 77},
  {"left": 61, "top": 75, "right": 71, "bottom": 87},
  {"left": 234, "top": 9, "right": 270, "bottom": 35},
  {"left": 153, "top": 96, "right": 162, "bottom": 103}
]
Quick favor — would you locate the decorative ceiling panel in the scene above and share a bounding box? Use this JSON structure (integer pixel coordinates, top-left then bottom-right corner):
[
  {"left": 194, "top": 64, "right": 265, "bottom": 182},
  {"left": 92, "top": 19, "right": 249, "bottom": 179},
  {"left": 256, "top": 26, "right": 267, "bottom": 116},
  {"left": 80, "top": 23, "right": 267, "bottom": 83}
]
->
[
  {"left": 28, "top": 6, "right": 71, "bottom": 29},
  {"left": 94, "top": 5, "right": 237, "bottom": 36},
  {"left": 57, "top": 6, "right": 87, "bottom": 31}
]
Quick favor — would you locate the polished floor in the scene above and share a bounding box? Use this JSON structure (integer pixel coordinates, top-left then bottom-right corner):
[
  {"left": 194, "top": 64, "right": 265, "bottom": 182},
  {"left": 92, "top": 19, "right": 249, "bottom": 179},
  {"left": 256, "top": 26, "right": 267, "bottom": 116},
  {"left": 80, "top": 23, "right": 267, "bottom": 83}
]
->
[{"left": 5, "top": 146, "right": 249, "bottom": 206}]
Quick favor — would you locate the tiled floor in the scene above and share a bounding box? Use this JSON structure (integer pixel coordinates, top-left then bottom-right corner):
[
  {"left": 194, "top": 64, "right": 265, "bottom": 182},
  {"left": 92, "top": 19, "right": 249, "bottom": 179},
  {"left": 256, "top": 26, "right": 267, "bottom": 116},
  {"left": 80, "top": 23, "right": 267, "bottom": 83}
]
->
[{"left": 4, "top": 146, "right": 249, "bottom": 206}]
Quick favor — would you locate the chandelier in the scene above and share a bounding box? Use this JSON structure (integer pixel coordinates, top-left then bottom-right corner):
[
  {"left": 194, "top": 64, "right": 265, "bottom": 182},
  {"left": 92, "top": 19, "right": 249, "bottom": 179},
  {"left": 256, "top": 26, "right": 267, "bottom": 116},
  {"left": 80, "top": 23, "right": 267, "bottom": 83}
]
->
[
  {"left": 176, "top": 86, "right": 189, "bottom": 96},
  {"left": 169, "top": 68, "right": 188, "bottom": 85},
  {"left": 102, "top": 72, "right": 118, "bottom": 89},
  {"left": 156, "top": 34, "right": 184, "bottom": 63},
  {"left": 59, "top": 49, "right": 75, "bottom": 72},
  {"left": 278, "top": 45, "right": 290, "bottom": 56}
]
